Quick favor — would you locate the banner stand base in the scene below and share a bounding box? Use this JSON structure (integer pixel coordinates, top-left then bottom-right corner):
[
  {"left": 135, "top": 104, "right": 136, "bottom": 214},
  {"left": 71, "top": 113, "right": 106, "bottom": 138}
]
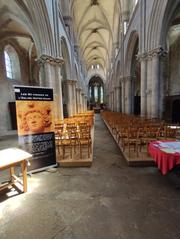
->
[{"left": 27, "top": 163, "right": 58, "bottom": 174}]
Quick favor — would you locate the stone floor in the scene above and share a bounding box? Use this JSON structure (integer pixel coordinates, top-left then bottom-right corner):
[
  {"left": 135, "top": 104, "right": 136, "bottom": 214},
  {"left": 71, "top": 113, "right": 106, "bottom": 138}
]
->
[{"left": 1, "top": 114, "right": 180, "bottom": 239}]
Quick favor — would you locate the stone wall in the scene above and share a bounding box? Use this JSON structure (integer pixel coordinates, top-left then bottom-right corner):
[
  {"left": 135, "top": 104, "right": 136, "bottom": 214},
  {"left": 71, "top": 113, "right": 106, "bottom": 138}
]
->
[
  {"left": 169, "top": 36, "right": 180, "bottom": 95},
  {"left": 0, "top": 44, "right": 30, "bottom": 135}
]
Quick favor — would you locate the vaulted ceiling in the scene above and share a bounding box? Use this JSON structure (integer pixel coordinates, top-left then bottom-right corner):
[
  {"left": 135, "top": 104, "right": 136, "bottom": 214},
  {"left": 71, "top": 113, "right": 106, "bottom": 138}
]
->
[
  {"left": 72, "top": 0, "right": 122, "bottom": 75},
  {"left": 0, "top": 0, "right": 34, "bottom": 52}
]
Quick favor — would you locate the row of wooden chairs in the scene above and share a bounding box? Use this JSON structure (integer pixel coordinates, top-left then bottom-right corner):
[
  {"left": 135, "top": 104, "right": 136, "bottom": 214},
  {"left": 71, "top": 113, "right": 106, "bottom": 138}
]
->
[
  {"left": 56, "top": 124, "right": 92, "bottom": 159},
  {"left": 55, "top": 112, "right": 94, "bottom": 129},
  {"left": 55, "top": 112, "right": 94, "bottom": 159},
  {"left": 101, "top": 111, "right": 179, "bottom": 157}
]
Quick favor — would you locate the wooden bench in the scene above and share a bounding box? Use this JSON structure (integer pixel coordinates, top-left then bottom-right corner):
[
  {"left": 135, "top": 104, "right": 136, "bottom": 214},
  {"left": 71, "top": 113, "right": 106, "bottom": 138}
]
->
[{"left": 0, "top": 148, "right": 32, "bottom": 193}]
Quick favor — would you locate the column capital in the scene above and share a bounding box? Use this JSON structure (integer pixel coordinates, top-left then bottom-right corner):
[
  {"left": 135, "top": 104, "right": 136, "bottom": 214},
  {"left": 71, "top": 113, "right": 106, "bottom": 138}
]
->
[
  {"left": 76, "top": 87, "right": 82, "bottom": 92},
  {"left": 64, "top": 79, "right": 77, "bottom": 85},
  {"left": 147, "top": 47, "right": 167, "bottom": 60},
  {"left": 36, "top": 54, "right": 64, "bottom": 66},
  {"left": 137, "top": 47, "right": 167, "bottom": 61},
  {"left": 137, "top": 53, "right": 147, "bottom": 62}
]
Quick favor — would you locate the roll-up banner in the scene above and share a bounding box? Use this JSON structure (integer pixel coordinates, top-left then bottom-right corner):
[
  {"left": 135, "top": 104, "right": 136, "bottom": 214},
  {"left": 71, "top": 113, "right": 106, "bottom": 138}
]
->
[{"left": 14, "top": 85, "right": 57, "bottom": 173}]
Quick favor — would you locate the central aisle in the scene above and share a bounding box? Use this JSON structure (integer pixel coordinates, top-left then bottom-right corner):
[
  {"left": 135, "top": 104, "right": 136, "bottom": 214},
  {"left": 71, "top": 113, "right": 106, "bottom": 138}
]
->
[{"left": 1, "top": 114, "right": 180, "bottom": 239}]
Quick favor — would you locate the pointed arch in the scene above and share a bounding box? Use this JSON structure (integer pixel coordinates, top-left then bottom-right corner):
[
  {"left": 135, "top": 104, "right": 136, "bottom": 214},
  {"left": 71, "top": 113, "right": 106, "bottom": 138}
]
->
[
  {"left": 61, "top": 37, "right": 71, "bottom": 80},
  {"left": 125, "top": 30, "right": 139, "bottom": 76}
]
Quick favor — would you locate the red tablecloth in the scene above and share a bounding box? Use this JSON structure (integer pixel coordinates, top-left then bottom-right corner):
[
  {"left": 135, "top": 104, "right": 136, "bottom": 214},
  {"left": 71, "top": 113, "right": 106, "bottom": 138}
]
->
[{"left": 148, "top": 140, "right": 180, "bottom": 175}]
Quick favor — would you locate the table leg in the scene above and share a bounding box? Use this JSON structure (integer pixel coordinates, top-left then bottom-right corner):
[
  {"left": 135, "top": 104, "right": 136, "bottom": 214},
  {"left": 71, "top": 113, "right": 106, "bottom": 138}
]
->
[
  {"left": 10, "top": 167, "right": 15, "bottom": 183},
  {"left": 21, "top": 161, "right": 27, "bottom": 192}
]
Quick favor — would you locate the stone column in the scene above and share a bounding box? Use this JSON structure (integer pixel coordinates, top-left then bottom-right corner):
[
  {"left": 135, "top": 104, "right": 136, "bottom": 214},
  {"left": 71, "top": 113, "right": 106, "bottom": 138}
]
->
[
  {"left": 159, "top": 52, "right": 167, "bottom": 119},
  {"left": 84, "top": 96, "right": 87, "bottom": 111},
  {"left": 64, "top": 80, "right": 75, "bottom": 117},
  {"left": 72, "top": 80, "right": 77, "bottom": 115},
  {"left": 119, "top": 85, "right": 122, "bottom": 112},
  {"left": 54, "top": 64, "right": 64, "bottom": 120},
  {"left": 115, "top": 86, "right": 121, "bottom": 112},
  {"left": 80, "top": 90, "right": 84, "bottom": 113},
  {"left": 151, "top": 52, "right": 159, "bottom": 118},
  {"left": 106, "top": 94, "right": 109, "bottom": 109},
  {"left": 146, "top": 55, "right": 152, "bottom": 118},
  {"left": 37, "top": 54, "right": 64, "bottom": 120},
  {"left": 146, "top": 47, "right": 166, "bottom": 119},
  {"left": 138, "top": 53, "right": 147, "bottom": 118},
  {"left": 125, "top": 76, "right": 132, "bottom": 114},
  {"left": 114, "top": 87, "right": 117, "bottom": 112},
  {"left": 76, "top": 88, "right": 81, "bottom": 114},
  {"left": 110, "top": 91, "right": 113, "bottom": 111},
  {"left": 75, "top": 88, "right": 79, "bottom": 114},
  {"left": 121, "top": 78, "right": 125, "bottom": 113},
  {"left": 112, "top": 91, "right": 115, "bottom": 111}
]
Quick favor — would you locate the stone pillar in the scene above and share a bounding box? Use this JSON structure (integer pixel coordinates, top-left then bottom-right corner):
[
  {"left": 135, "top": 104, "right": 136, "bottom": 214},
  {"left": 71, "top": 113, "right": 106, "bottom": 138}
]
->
[
  {"left": 125, "top": 76, "right": 132, "bottom": 114},
  {"left": 64, "top": 80, "right": 75, "bottom": 117},
  {"left": 146, "top": 56, "right": 152, "bottom": 118},
  {"left": 76, "top": 88, "right": 81, "bottom": 114},
  {"left": 159, "top": 53, "right": 167, "bottom": 119},
  {"left": 54, "top": 64, "right": 64, "bottom": 120},
  {"left": 146, "top": 47, "right": 166, "bottom": 119},
  {"left": 112, "top": 91, "right": 115, "bottom": 111},
  {"left": 106, "top": 94, "right": 109, "bottom": 109},
  {"left": 113, "top": 90, "right": 116, "bottom": 111},
  {"left": 84, "top": 96, "right": 87, "bottom": 111},
  {"left": 146, "top": 47, "right": 166, "bottom": 118},
  {"left": 75, "top": 88, "right": 79, "bottom": 114},
  {"left": 151, "top": 48, "right": 167, "bottom": 119},
  {"left": 83, "top": 95, "right": 86, "bottom": 112},
  {"left": 72, "top": 80, "right": 77, "bottom": 115},
  {"left": 110, "top": 91, "right": 113, "bottom": 111},
  {"left": 81, "top": 92, "right": 85, "bottom": 112},
  {"left": 119, "top": 85, "right": 122, "bottom": 112},
  {"left": 151, "top": 52, "right": 159, "bottom": 118},
  {"left": 37, "top": 54, "right": 64, "bottom": 120},
  {"left": 115, "top": 86, "right": 121, "bottom": 112},
  {"left": 121, "top": 78, "right": 125, "bottom": 113},
  {"left": 138, "top": 53, "right": 147, "bottom": 118}
]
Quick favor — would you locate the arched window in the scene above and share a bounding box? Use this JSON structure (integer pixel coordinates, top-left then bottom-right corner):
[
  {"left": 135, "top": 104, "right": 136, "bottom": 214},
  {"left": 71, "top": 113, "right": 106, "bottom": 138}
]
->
[
  {"left": 100, "top": 86, "right": 104, "bottom": 103},
  {"left": 4, "top": 45, "right": 20, "bottom": 80},
  {"left": 4, "top": 50, "right": 13, "bottom": 79}
]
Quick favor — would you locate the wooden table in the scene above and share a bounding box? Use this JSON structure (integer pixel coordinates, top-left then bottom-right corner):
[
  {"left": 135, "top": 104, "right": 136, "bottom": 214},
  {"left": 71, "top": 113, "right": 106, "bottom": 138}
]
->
[{"left": 0, "top": 148, "right": 32, "bottom": 192}]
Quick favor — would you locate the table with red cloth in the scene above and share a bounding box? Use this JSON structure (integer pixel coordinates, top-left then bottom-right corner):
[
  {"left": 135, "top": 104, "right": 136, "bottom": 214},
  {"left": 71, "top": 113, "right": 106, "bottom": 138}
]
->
[{"left": 148, "top": 140, "right": 180, "bottom": 175}]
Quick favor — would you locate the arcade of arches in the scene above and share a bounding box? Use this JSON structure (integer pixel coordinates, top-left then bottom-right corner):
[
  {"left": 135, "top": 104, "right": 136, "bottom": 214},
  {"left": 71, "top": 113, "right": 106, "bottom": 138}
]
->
[{"left": 0, "top": 1, "right": 180, "bottom": 136}]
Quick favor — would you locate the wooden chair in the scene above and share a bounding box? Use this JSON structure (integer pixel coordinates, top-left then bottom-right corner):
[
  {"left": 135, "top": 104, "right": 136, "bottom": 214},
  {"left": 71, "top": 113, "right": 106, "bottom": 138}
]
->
[
  {"left": 121, "top": 129, "right": 140, "bottom": 157},
  {"left": 78, "top": 126, "right": 92, "bottom": 159},
  {"left": 56, "top": 126, "right": 78, "bottom": 159}
]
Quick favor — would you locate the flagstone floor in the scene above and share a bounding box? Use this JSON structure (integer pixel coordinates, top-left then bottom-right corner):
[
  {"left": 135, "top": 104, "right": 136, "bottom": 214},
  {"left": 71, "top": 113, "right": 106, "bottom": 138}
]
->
[{"left": 1, "top": 114, "right": 180, "bottom": 239}]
